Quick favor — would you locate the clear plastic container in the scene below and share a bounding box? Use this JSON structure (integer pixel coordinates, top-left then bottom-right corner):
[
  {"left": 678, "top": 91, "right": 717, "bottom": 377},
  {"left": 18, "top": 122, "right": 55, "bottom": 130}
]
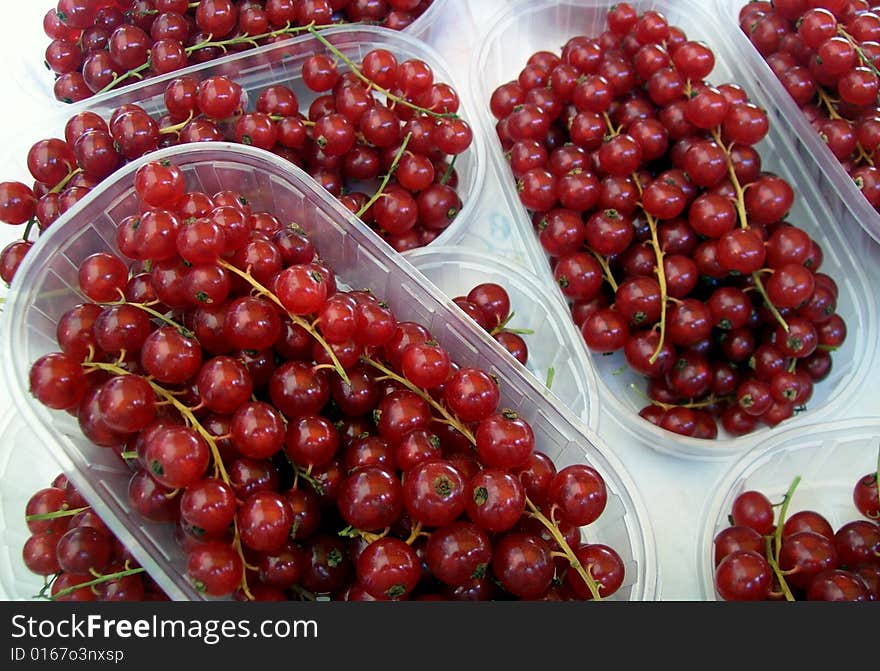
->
[
  {"left": 0, "top": 408, "right": 67, "bottom": 601},
  {"left": 405, "top": 245, "right": 600, "bottom": 430},
  {"left": 470, "top": 0, "right": 879, "bottom": 460},
  {"left": 0, "top": 142, "right": 659, "bottom": 601},
  {"left": 696, "top": 417, "right": 880, "bottom": 601},
  {"left": 715, "top": 0, "right": 880, "bottom": 246},
  {"left": 0, "top": 23, "right": 485, "bottom": 252},
  {"left": 9, "top": 0, "right": 450, "bottom": 110}
]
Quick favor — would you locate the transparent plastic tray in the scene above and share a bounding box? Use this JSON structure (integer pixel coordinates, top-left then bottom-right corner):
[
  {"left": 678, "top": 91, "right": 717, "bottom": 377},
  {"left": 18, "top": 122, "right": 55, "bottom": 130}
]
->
[
  {"left": 696, "top": 417, "right": 880, "bottom": 600},
  {"left": 0, "top": 23, "right": 486, "bottom": 252},
  {"left": 715, "top": 0, "right": 880, "bottom": 245},
  {"left": 405, "top": 245, "right": 599, "bottom": 430},
  {"left": 0, "top": 142, "right": 659, "bottom": 601},
  {"left": 0, "top": 408, "right": 67, "bottom": 601},
  {"left": 471, "top": 0, "right": 878, "bottom": 460},
  {"left": 9, "top": 0, "right": 451, "bottom": 110}
]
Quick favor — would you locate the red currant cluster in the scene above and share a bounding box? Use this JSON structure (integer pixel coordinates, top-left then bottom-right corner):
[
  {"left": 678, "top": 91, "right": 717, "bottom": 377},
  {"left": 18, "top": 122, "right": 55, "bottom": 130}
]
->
[
  {"left": 713, "top": 467, "right": 880, "bottom": 600},
  {"left": 0, "top": 41, "right": 472, "bottom": 286},
  {"left": 452, "top": 283, "right": 531, "bottom": 367},
  {"left": 739, "top": 0, "right": 880, "bottom": 211},
  {"left": 22, "top": 472, "right": 169, "bottom": 601},
  {"left": 25, "top": 159, "right": 624, "bottom": 601},
  {"left": 44, "top": 0, "right": 436, "bottom": 103},
  {"left": 489, "top": 2, "right": 847, "bottom": 441}
]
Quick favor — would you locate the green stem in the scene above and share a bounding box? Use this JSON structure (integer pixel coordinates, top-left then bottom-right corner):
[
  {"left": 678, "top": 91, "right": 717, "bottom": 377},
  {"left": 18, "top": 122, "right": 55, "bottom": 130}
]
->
[
  {"left": 215, "top": 260, "right": 350, "bottom": 386},
  {"left": 98, "top": 22, "right": 341, "bottom": 95},
  {"left": 591, "top": 251, "right": 618, "bottom": 293},
  {"left": 644, "top": 209, "right": 668, "bottom": 365},
  {"left": 26, "top": 505, "right": 90, "bottom": 522},
  {"left": 816, "top": 86, "right": 876, "bottom": 166},
  {"left": 838, "top": 27, "right": 880, "bottom": 81},
  {"left": 306, "top": 25, "right": 457, "bottom": 121},
  {"left": 357, "top": 132, "right": 412, "bottom": 218},
  {"left": 767, "top": 475, "right": 801, "bottom": 601},
  {"left": 22, "top": 217, "right": 38, "bottom": 242},
  {"left": 489, "top": 311, "right": 535, "bottom": 336},
  {"left": 440, "top": 156, "right": 457, "bottom": 185},
  {"left": 289, "top": 461, "right": 325, "bottom": 497},
  {"left": 44, "top": 567, "right": 146, "bottom": 601},
  {"left": 97, "top": 62, "right": 149, "bottom": 94},
  {"left": 81, "top": 360, "right": 255, "bottom": 600},
  {"left": 49, "top": 168, "right": 83, "bottom": 195},
  {"left": 82, "top": 362, "right": 230, "bottom": 484},
  {"left": 708, "top": 128, "right": 789, "bottom": 333},
  {"left": 159, "top": 112, "right": 195, "bottom": 136},
  {"left": 189, "top": 21, "right": 341, "bottom": 55},
  {"left": 629, "top": 382, "right": 729, "bottom": 411},
  {"left": 545, "top": 367, "right": 555, "bottom": 390},
  {"left": 765, "top": 536, "right": 796, "bottom": 602},
  {"left": 710, "top": 129, "right": 750, "bottom": 230}
]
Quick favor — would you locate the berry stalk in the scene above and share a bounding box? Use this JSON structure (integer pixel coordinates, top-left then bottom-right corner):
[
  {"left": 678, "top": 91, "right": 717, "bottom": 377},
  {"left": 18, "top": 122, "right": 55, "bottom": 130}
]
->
[
  {"left": 709, "top": 128, "right": 790, "bottom": 333},
  {"left": 81, "top": 359, "right": 254, "bottom": 599},
  {"left": 815, "top": 86, "right": 874, "bottom": 167},
  {"left": 601, "top": 112, "right": 669, "bottom": 364},
  {"left": 360, "top": 355, "right": 476, "bottom": 445},
  {"left": 837, "top": 26, "right": 880, "bottom": 81},
  {"left": 41, "top": 565, "right": 147, "bottom": 601},
  {"left": 360, "top": 355, "right": 604, "bottom": 599},
  {"left": 591, "top": 252, "right": 619, "bottom": 293},
  {"left": 306, "top": 25, "right": 458, "bottom": 121},
  {"left": 25, "top": 505, "right": 90, "bottom": 522},
  {"left": 765, "top": 475, "right": 801, "bottom": 602},
  {"left": 99, "top": 21, "right": 341, "bottom": 94},
  {"left": 104, "top": 293, "right": 195, "bottom": 338},
  {"left": 216, "top": 259, "right": 351, "bottom": 386},
  {"left": 82, "top": 361, "right": 229, "bottom": 483},
  {"left": 357, "top": 132, "right": 413, "bottom": 218}
]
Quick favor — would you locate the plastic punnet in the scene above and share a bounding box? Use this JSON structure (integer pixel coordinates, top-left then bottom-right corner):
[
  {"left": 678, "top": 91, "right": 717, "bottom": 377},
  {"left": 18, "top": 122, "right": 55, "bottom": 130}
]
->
[
  {"left": 696, "top": 417, "right": 880, "bottom": 600},
  {"left": 0, "top": 142, "right": 658, "bottom": 601},
  {"left": 471, "top": 0, "right": 878, "bottom": 460}
]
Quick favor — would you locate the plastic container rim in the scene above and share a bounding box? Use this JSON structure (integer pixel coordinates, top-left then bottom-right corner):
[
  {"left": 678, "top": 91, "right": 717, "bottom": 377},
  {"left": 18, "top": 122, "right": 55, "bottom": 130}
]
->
[{"left": 404, "top": 244, "right": 602, "bottom": 431}]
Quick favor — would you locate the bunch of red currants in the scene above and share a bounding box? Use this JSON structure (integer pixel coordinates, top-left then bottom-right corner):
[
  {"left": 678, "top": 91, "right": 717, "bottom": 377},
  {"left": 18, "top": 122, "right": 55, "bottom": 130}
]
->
[
  {"left": 713, "top": 465, "right": 880, "bottom": 601},
  {"left": 25, "top": 158, "right": 624, "bottom": 601},
  {"left": 452, "top": 282, "right": 532, "bottom": 367},
  {"left": 22, "top": 472, "right": 169, "bottom": 601},
  {"left": 0, "top": 39, "right": 473, "bottom": 286},
  {"left": 489, "top": 2, "right": 847, "bottom": 440},
  {"left": 738, "top": 0, "right": 880, "bottom": 211},
  {"left": 44, "top": 0, "right": 436, "bottom": 103}
]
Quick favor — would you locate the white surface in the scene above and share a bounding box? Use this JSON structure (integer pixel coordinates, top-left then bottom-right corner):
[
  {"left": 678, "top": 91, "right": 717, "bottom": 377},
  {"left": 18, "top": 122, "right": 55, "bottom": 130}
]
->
[{"left": 0, "top": 0, "right": 878, "bottom": 602}]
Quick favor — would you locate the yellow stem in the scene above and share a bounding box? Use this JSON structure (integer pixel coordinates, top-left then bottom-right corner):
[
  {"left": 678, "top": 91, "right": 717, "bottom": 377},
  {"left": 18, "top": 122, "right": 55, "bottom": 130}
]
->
[
  {"left": 216, "top": 260, "right": 350, "bottom": 386},
  {"left": 526, "top": 498, "right": 602, "bottom": 600},
  {"left": 360, "top": 356, "right": 476, "bottom": 445}
]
